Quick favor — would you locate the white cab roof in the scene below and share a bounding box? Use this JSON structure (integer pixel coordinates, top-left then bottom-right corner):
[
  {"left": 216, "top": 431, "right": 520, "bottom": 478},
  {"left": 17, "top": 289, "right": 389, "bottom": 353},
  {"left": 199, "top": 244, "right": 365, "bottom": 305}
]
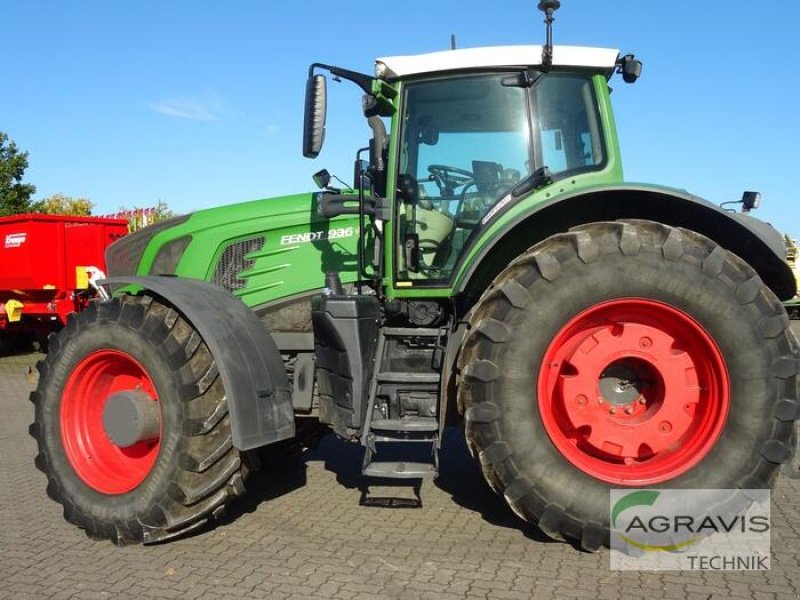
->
[{"left": 376, "top": 45, "right": 620, "bottom": 80}]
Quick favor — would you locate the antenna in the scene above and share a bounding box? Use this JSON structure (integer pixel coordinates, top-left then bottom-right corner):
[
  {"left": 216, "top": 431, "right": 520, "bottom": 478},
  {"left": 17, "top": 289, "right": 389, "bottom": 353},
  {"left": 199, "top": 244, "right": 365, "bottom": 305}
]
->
[
  {"left": 537, "top": 0, "right": 561, "bottom": 70},
  {"left": 451, "top": 34, "right": 457, "bottom": 50}
]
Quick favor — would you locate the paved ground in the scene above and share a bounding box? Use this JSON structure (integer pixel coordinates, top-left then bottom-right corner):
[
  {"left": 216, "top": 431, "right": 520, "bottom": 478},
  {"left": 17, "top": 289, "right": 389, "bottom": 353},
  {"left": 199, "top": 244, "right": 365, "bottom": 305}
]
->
[{"left": 1, "top": 346, "right": 798, "bottom": 600}]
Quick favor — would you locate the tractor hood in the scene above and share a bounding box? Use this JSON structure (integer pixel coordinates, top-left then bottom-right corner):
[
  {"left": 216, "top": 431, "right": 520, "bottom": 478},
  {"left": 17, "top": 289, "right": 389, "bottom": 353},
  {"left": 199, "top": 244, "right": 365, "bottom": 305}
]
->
[{"left": 105, "top": 192, "right": 360, "bottom": 310}]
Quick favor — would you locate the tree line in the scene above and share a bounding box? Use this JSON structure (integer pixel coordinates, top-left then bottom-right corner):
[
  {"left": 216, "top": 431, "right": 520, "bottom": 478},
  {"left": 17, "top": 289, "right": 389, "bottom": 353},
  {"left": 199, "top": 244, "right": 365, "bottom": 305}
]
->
[{"left": 0, "top": 131, "right": 173, "bottom": 224}]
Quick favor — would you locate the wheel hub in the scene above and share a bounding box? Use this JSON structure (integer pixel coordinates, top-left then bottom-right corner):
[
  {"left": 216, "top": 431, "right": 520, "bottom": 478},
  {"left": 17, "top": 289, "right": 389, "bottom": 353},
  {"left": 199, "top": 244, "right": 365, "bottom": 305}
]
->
[
  {"left": 598, "top": 359, "right": 648, "bottom": 406},
  {"left": 538, "top": 299, "right": 729, "bottom": 485},
  {"left": 103, "top": 390, "right": 160, "bottom": 448}
]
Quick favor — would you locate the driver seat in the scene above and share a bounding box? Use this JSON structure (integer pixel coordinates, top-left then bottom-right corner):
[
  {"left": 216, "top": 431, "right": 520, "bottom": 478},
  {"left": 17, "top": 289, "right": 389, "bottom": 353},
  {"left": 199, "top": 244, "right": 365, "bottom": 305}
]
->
[{"left": 416, "top": 206, "right": 454, "bottom": 259}]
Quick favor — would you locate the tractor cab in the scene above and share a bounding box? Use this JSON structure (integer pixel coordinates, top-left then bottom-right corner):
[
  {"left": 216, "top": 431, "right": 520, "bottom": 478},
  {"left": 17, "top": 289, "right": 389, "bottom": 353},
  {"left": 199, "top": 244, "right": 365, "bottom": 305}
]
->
[
  {"left": 385, "top": 48, "right": 619, "bottom": 283},
  {"left": 304, "top": 44, "right": 639, "bottom": 290}
]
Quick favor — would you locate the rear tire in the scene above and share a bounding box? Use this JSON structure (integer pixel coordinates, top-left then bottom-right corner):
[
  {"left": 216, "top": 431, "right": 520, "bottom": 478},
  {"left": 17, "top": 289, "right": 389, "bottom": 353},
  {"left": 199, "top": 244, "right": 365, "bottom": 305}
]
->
[
  {"left": 458, "top": 221, "right": 798, "bottom": 550},
  {"left": 30, "top": 294, "right": 251, "bottom": 544}
]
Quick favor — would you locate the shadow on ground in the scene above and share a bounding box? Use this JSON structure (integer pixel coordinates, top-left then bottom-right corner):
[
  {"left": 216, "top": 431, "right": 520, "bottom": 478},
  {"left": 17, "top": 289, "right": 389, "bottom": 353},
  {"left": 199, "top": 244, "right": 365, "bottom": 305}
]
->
[
  {"left": 215, "top": 455, "right": 309, "bottom": 527},
  {"left": 0, "top": 332, "right": 41, "bottom": 358},
  {"left": 219, "top": 425, "right": 554, "bottom": 545}
]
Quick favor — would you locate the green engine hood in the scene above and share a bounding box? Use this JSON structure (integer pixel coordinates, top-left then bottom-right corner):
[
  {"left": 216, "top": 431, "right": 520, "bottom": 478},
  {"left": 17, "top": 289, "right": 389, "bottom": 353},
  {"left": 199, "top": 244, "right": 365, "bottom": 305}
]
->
[{"left": 117, "top": 192, "right": 360, "bottom": 309}]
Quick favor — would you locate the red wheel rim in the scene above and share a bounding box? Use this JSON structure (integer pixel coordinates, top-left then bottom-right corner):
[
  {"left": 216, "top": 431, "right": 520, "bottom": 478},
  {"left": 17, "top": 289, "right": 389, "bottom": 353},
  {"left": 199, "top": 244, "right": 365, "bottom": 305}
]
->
[
  {"left": 61, "top": 350, "right": 161, "bottom": 494},
  {"left": 538, "top": 299, "right": 729, "bottom": 485}
]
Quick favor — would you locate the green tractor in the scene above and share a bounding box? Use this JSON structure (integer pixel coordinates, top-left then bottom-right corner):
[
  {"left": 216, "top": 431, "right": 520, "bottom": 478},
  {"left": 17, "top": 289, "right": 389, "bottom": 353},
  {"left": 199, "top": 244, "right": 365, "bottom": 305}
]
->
[{"left": 31, "top": 3, "right": 798, "bottom": 550}]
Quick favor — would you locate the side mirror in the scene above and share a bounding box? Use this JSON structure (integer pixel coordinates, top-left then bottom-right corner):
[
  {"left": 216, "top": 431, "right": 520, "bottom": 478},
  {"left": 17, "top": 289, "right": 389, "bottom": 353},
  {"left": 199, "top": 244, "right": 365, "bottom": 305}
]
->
[
  {"left": 303, "top": 75, "right": 327, "bottom": 158},
  {"left": 419, "top": 124, "right": 439, "bottom": 146}
]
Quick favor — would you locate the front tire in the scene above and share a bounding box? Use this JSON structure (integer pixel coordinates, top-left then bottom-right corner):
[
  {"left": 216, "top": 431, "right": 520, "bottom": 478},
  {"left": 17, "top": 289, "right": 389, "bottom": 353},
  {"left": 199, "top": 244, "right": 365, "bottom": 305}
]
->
[
  {"left": 458, "top": 221, "right": 798, "bottom": 550},
  {"left": 30, "top": 294, "right": 251, "bottom": 544}
]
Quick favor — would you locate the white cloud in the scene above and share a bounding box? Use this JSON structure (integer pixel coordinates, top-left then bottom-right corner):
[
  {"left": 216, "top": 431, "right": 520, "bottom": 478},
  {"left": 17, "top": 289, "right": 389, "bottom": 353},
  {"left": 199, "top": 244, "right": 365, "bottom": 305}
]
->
[{"left": 149, "top": 94, "right": 222, "bottom": 121}]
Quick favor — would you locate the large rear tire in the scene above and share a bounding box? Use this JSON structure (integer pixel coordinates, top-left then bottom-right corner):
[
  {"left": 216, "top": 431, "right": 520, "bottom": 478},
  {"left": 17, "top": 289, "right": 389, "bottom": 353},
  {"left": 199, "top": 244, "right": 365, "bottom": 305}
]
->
[
  {"left": 458, "top": 221, "right": 798, "bottom": 550},
  {"left": 30, "top": 294, "right": 252, "bottom": 544}
]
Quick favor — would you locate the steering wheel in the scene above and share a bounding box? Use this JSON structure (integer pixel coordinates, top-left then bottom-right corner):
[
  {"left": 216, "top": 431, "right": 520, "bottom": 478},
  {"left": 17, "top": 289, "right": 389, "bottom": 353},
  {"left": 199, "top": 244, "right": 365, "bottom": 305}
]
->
[{"left": 427, "top": 164, "right": 474, "bottom": 196}]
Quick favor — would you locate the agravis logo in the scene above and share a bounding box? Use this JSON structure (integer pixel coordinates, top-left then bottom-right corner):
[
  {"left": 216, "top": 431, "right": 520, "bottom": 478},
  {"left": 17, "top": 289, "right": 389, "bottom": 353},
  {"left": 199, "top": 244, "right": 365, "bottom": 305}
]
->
[
  {"left": 612, "top": 490, "right": 702, "bottom": 552},
  {"left": 609, "top": 489, "right": 771, "bottom": 571}
]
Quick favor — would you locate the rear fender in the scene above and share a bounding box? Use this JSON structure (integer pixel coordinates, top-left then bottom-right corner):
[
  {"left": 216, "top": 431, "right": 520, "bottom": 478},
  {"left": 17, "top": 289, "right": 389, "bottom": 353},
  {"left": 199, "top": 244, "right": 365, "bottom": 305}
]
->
[
  {"left": 103, "top": 276, "right": 294, "bottom": 451},
  {"left": 456, "top": 185, "right": 796, "bottom": 301}
]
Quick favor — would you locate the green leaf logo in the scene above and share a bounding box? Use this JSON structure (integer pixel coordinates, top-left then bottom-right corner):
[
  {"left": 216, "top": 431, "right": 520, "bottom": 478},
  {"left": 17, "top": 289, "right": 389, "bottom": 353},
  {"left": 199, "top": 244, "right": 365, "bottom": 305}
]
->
[
  {"left": 612, "top": 490, "right": 702, "bottom": 552},
  {"left": 612, "top": 490, "right": 659, "bottom": 528}
]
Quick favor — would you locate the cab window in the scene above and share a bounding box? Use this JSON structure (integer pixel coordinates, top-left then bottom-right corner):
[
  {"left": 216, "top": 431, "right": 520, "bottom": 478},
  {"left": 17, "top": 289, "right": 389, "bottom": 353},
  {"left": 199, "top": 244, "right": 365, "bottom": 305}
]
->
[
  {"left": 396, "top": 74, "right": 532, "bottom": 283},
  {"left": 395, "top": 72, "right": 604, "bottom": 285}
]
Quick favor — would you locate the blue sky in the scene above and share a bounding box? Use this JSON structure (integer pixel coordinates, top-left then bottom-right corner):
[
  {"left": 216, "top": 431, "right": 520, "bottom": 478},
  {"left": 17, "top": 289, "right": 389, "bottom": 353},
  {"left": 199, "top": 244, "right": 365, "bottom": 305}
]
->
[{"left": 4, "top": 1, "right": 799, "bottom": 233}]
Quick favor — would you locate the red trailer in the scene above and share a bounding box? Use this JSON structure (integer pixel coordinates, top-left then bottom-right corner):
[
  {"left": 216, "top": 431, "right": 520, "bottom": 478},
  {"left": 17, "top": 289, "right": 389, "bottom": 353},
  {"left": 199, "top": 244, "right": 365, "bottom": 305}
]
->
[{"left": 0, "top": 214, "right": 128, "bottom": 347}]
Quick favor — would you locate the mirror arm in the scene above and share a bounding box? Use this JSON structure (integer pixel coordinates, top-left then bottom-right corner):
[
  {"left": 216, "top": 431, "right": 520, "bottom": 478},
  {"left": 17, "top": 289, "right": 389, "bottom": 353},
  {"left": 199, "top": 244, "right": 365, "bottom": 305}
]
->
[{"left": 309, "top": 63, "right": 375, "bottom": 96}]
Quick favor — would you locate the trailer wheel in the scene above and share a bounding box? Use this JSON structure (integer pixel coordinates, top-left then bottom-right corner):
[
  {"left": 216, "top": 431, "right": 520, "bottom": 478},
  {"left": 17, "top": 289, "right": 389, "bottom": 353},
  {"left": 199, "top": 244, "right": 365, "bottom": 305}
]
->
[
  {"left": 458, "top": 221, "right": 798, "bottom": 550},
  {"left": 30, "top": 294, "right": 252, "bottom": 544}
]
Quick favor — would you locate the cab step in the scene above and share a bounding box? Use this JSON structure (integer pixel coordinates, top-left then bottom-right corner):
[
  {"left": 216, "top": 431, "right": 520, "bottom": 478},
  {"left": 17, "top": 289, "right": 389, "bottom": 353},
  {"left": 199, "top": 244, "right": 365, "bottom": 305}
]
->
[
  {"left": 377, "top": 372, "right": 441, "bottom": 384},
  {"left": 363, "top": 461, "right": 437, "bottom": 479},
  {"left": 368, "top": 416, "right": 438, "bottom": 443},
  {"left": 370, "top": 416, "right": 438, "bottom": 433}
]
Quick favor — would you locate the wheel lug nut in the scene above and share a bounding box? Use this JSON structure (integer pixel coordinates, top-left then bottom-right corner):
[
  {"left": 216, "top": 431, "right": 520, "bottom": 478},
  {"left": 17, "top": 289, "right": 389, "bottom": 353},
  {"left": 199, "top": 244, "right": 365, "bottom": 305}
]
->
[
  {"left": 638, "top": 397, "right": 646, "bottom": 405},
  {"left": 609, "top": 407, "right": 616, "bottom": 415},
  {"left": 625, "top": 406, "right": 634, "bottom": 415},
  {"left": 659, "top": 421, "right": 672, "bottom": 433},
  {"left": 575, "top": 394, "right": 587, "bottom": 406}
]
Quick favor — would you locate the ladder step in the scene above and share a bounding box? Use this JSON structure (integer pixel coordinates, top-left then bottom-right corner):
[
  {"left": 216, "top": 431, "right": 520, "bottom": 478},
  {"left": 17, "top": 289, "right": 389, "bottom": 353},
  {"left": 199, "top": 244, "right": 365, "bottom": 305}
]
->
[
  {"left": 370, "top": 435, "right": 436, "bottom": 443},
  {"left": 360, "top": 495, "right": 421, "bottom": 508},
  {"left": 381, "top": 327, "right": 441, "bottom": 337},
  {"left": 370, "top": 417, "right": 438, "bottom": 433},
  {"left": 363, "top": 461, "right": 437, "bottom": 479},
  {"left": 377, "top": 372, "right": 440, "bottom": 384}
]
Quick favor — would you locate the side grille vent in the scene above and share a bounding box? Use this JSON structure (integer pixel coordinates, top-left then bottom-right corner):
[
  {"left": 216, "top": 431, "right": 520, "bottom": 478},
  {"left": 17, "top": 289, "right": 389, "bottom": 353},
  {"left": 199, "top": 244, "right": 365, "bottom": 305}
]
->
[{"left": 211, "top": 237, "right": 264, "bottom": 292}]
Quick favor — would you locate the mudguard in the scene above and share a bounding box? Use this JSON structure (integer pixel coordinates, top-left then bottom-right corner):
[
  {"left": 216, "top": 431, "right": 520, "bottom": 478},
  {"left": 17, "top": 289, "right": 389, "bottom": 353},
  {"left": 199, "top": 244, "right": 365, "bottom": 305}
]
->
[
  {"left": 456, "top": 184, "right": 796, "bottom": 301},
  {"left": 103, "top": 276, "right": 294, "bottom": 451}
]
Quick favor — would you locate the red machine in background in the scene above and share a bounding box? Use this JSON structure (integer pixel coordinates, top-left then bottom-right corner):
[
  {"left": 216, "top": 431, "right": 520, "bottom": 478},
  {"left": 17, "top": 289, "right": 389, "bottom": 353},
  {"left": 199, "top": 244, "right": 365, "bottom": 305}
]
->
[{"left": 0, "top": 214, "right": 128, "bottom": 349}]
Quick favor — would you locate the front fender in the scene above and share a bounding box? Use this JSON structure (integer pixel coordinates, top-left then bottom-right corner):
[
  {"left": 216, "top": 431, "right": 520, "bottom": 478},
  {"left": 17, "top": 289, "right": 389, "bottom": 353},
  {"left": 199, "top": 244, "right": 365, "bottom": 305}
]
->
[{"left": 103, "top": 276, "right": 294, "bottom": 451}]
